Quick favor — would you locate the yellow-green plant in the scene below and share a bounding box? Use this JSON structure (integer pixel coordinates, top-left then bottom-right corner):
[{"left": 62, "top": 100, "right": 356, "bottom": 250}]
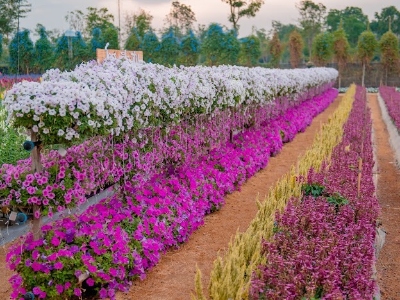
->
[{"left": 192, "top": 85, "right": 356, "bottom": 300}]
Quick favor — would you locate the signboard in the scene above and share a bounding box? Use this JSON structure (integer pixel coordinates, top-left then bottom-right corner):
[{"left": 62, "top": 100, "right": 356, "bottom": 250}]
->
[{"left": 96, "top": 49, "right": 143, "bottom": 64}]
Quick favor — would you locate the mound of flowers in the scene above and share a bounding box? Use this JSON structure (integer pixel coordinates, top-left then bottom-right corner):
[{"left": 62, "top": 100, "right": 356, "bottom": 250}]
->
[
  {"left": 379, "top": 86, "right": 400, "bottom": 131},
  {"left": 7, "top": 89, "right": 338, "bottom": 300},
  {"left": 250, "top": 86, "right": 379, "bottom": 299},
  {"left": 4, "top": 59, "right": 337, "bottom": 145}
]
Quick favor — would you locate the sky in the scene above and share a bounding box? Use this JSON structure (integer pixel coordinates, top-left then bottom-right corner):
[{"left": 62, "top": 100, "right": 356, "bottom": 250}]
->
[{"left": 20, "top": 0, "right": 396, "bottom": 38}]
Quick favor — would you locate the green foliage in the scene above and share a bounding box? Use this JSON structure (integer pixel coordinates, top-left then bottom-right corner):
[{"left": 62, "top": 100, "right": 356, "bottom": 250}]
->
[
  {"left": 379, "top": 30, "right": 400, "bottom": 77},
  {"left": 54, "top": 32, "right": 90, "bottom": 71},
  {"left": 297, "top": 0, "right": 327, "bottom": 60},
  {"left": 269, "top": 31, "right": 283, "bottom": 68},
  {"left": 326, "top": 7, "right": 368, "bottom": 47},
  {"left": 371, "top": 6, "right": 400, "bottom": 38},
  {"left": 85, "top": 7, "right": 114, "bottom": 36},
  {"left": 289, "top": 30, "right": 304, "bottom": 68},
  {"left": 0, "top": 0, "right": 31, "bottom": 40},
  {"left": 103, "top": 26, "right": 119, "bottom": 50},
  {"left": 90, "top": 27, "right": 106, "bottom": 58},
  {"left": 178, "top": 30, "right": 200, "bottom": 66},
  {"left": 357, "top": 30, "right": 378, "bottom": 66},
  {"left": 165, "top": 1, "right": 196, "bottom": 36},
  {"left": 302, "top": 183, "right": 325, "bottom": 198},
  {"left": 201, "top": 23, "right": 240, "bottom": 66},
  {"left": 124, "top": 9, "right": 153, "bottom": 39},
  {"left": 34, "top": 25, "right": 54, "bottom": 73},
  {"left": 124, "top": 28, "right": 142, "bottom": 51},
  {"left": 159, "top": 27, "right": 180, "bottom": 66},
  {"left": 9, "top": 29, "right": 34, "bottom": 74},
  {"left": 238, "top": 35, "right": 261, "bottom": 66},
  {"left": 0, "top": 34, "right": 3, "bottom": 60},
  {"left": 0, "top": 98, "right": 29, "bottom": 165},
  {"left": 312, "top": 32, "right": 333, "bottom": 67},
  {"left": 221, "top": 0, "right": 264, "bottom": 32},
  {"left": 141, "top": 30, "right": 160, "bottom": 63},
  {"left": 326, "top": 192, "right": 349, "bottom": 208}
]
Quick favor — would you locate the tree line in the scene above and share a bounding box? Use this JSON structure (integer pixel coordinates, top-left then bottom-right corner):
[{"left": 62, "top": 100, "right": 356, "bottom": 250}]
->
[{"left": 0, "top": 0, "right": 399, "bottom": 82}]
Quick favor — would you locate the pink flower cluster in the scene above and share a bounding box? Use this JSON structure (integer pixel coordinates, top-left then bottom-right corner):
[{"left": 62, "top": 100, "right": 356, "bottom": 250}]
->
[
  {"left": 7, "top": 89, "right": 338, "bottom": 299},
  {"left": 379, "top": 86, "right": 400, "bottom": 130},
  {"left": 250, "top": 86, "right": 379, "bottom": 299}
]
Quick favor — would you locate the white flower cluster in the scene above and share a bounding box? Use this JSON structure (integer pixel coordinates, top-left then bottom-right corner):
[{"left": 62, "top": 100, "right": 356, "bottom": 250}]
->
[{"left": 4, "top": 58, "right": 338, "bottom": 144}]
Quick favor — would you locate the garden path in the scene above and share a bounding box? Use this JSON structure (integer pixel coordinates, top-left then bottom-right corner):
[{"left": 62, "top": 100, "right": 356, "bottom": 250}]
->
[
  {"left": 115, "top": 96, "right": 342, "bottom": 300},
  {"left": 370, "top": 94, "right": 400, "bottom": 300}
]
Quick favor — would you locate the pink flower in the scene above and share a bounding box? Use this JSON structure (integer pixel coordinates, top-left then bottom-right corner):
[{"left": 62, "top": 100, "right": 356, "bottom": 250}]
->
[
  {"left": 74, "top": 288, "right": 82, "bottom": 297},
  {"left": 54, "top": 262, "right": 63, "bottom": 270},
  {"left": 55, "top": 284, "right": 64, "bottom": 294}
]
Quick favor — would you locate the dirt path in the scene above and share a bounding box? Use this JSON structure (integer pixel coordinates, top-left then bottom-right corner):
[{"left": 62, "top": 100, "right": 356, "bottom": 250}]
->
[
  {"left": 115, "top": 96, "right": 342, "bottom": 300},
  {"left": 369, "top": 94, "right": 400, "bottom": 300}
]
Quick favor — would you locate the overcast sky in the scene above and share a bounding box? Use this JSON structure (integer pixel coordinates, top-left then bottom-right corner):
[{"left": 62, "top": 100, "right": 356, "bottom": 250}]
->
[{"left": 20, "top": 0, "right": 396, "bottom": 37}]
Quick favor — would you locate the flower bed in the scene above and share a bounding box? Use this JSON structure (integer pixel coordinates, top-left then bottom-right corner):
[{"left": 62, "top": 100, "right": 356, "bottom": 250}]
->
[
  {"left": 379, "top": 86, "right": 400, "bottom": 132},
  {"left": 1, "top": 63, "right": 337, "bottom": 216},
  {"left": 250, "top": 86, "right": 378, "bottom": 299},
  {"left": 7, "top": 89, "right": 338, "bottom": 300},
  {"left": 201, "top": 86, "right": 356, "bottom": 300}
]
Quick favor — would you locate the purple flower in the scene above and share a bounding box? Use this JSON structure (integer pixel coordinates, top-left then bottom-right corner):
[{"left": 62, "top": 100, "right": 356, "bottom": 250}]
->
[
  {"left": 74, "top": 288, "right": 82, "bottom": 297},
  {"left": 54, "top": 262, "right": 63, "bottom": 270},
  {"left": 55, "top": 284, "right": 64, "bottom": 294}
]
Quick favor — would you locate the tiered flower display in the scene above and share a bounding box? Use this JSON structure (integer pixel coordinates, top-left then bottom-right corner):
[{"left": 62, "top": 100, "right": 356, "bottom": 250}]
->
[
  {"left": 5, "top": 62, "right": 338, "bottom": 298},
  {"left": 250, "top": 86, "right": 379, "bottom": 299}
]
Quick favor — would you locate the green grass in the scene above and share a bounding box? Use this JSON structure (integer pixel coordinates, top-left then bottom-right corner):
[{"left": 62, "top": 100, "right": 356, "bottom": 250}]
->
[{"left": 0, "top": 91, "right": 30, "bottom": 165}]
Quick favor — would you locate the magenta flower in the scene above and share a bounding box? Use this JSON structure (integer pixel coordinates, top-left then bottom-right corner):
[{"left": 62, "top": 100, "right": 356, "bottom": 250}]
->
[{"left": 54, "top": 262, "right": 63, "bottom": 270}]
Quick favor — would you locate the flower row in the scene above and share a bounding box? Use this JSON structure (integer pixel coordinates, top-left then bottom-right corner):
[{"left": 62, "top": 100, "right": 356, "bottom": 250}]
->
[
  {"left": 4, "top": 58, "right": 337, "bottom": 145},
  {"left": 7, "top": 89, "right": 338, "bottom": 300},
  {"left": 379, "top": 86, "right": 400, "bottom": 131},
  {"left": 250, "top": 86, "right": 379, "bottom": 299},
  {"left": 0, "top": 89, "right": 336, "bottom": 215}
]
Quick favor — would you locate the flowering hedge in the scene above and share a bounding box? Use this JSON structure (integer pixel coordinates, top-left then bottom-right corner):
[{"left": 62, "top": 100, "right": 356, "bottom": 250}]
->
[
  {"left": 379, "top": 86, "right": 400, "bottom": 131},
  {"left": 7, "top": 89, "right": 338, "bottom": 300},
  {"left": 250, "top": 86, "right": 378, "bottom": 299},
  {"left": 3, "top": 58, "right": 337, "bottom": 145},
  {"left": 1, "top": 70, "right": 336, "bottom": 217}
]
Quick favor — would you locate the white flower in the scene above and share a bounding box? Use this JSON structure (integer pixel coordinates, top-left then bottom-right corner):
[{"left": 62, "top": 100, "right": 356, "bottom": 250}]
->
[
  {"left": 32, "top": 125, "right": 38, "bottom": 132},
  {"left": 57, "top": 129, "right": 65, "bottom": 136}
]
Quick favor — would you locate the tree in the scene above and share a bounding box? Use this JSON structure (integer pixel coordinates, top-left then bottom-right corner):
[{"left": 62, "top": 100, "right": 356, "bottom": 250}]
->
[
  {"left": 0, "top": 0, "right": 31, "bottom": 41},
  {"left": 158, "top": 27, "right": 180, "bottom": 66},
  {"left": 288, "top": 30, "right": 304, "bottom": 68},
  {"left": 371, "top": 6, "right": 400, "bottom": 38},
  {"left": 238, "top": 35, "right": 261, "bottom": 66},
  {"left": 124, "top": 28, "right": 141, "bottom": 51},
  {"left": 0, "top": 34, "right": 3, "bottom": 61},
  {"left": 141, "top": 30, "right": 160, "bottom": 63},
  {"left": 201, "top": 23, "right": 240, "bottom": 66},
  {"left": 253, "top": 27, "right": 269, "bottom": 63},
  {"left": 357, "top": 29, "right": 378, "bottom": 86},
  {"left": 124, "top": 8, "right": 153, "bottom": 39},
  {"left": 269, "top": 31, "right": 283, "bottom": 68},
  {"left": 296, "top": 0, "right": 326, "bottom": 60},
  {"left": 65, "top": 10, "right": 85, "bottom": 36},
  {"left": 221, "top": 0, "right": 264, "bottom": 32},
  {"left": 178, "top": 30, "right": 200, "bottom": 66},
  {"left": 65, "top": 7, "right": 115, "bottom": 39},
  {"left": 379, "top": 30, "right": 400, "bottom": 84},
  {"left": 54, "top": 32, "right": 89, "bottom": 70},
  {"left": 332, "top": 23, "right": 350, "bottom": 88},
  {"left": 9, "top": 29, "right": 34, "bottom": 74},
  {"left": 326, "top": 7, "right": 368, "bottom": 47},
  {"left": 165, "top": 1, "right": 196, "bottom": 36},
  {"left": 34, "top": 25, "right": 54, "bottom": 73},
  {"left": 103, "top": 26, "right": 119, "bottom": 50},
  {"left": 90, "top": 27, "right": 105, "bottom": 58},
  {"left": 312, "top": 32, "right": 333, "bottom": 66}
]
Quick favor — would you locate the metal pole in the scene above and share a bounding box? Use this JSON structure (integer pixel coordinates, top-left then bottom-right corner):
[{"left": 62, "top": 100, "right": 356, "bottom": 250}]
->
[{"left": 117, "top": 0, "right": 121, "bottom": 49}]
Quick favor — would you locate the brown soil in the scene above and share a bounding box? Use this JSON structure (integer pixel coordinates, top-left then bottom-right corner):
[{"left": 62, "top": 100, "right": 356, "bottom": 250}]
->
[
  {"left": 115, "top": 97, "right": 342, "bottom": 300},
  {"left": 0, "top": 243, "right": 14, "bottom": 299},
  {"left": 369, "top": 94, "right": 400, "bottom": 300}
]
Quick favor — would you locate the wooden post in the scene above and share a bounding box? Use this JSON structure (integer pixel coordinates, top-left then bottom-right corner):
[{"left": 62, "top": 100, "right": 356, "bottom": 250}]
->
[{"left": 30, "top": 131, "right": 43, "bottom": 240}]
